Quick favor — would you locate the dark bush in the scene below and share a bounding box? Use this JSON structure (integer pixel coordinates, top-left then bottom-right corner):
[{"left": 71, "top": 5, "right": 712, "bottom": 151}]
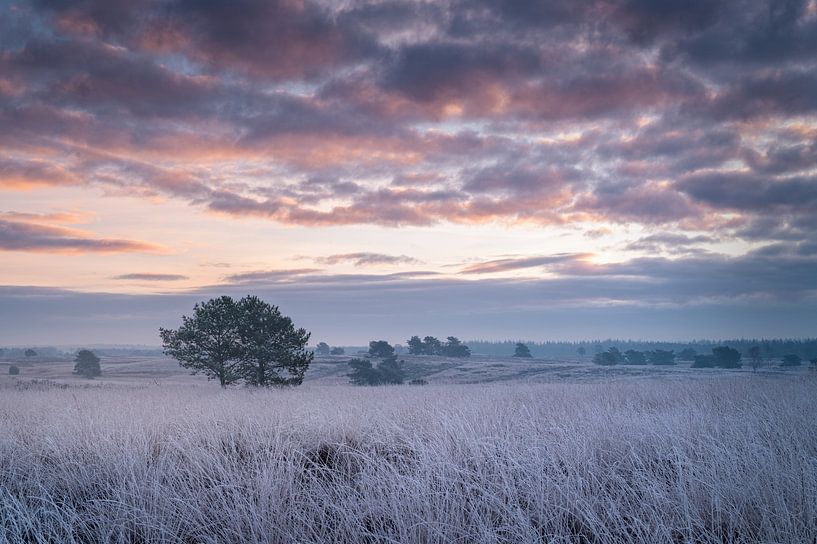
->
[
  {"left": 712, "top": 346, "right": 742, "bottom": 368},
  {"left": 8, "top": 365, "right": 20, "bottom": 375},
  {"left": 692, "top": 355, "right": 716, "bottom": 368},
  {"left": 781, "top": 354, "right": 802, "bottom": 367}
]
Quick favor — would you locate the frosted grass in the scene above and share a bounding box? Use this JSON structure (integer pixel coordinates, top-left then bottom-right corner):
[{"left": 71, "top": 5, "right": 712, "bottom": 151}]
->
[{"left": 1, "top": 377, "right": 815, "bottom": 543}]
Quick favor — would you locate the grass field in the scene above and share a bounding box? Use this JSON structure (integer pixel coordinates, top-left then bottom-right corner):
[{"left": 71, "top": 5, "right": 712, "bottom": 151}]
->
[{"left": 1, "top": 370, "right": 816, "bottom": 543}]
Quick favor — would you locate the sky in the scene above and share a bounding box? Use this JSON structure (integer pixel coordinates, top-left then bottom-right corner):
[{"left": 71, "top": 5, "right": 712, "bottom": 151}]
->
[{"left": 1, "top": 0, "right": 817, "bottom": 345}]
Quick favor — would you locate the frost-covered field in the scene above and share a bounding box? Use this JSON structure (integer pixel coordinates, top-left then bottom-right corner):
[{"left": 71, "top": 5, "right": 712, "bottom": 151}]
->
[{"left": 1, "top": 378, "right": 816, "bottom": 543}]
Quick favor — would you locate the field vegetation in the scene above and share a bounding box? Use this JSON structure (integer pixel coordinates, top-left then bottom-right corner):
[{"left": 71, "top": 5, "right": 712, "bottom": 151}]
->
[{"left": 1, "top": 377, "right": 815, "bottom": 543}]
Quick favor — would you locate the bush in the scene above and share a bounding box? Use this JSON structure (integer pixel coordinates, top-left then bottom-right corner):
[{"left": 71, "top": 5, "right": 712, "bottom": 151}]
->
[
  {"left": 408, "top": 379, "right": 428, "bottom": 386},
  {"left": 623, "top": 350, "right": 647, "bottom": 365},
  {"left": 692, "top": 355, "right": 716, "bottom": 368},
  {"left": 781, "top": 354, "right": 802, "bottom": 367},
  {"left": 712, "top": 346, "right": 742, "bottom": 369},
  {"left": 330, "top": 347, "right": 345, "bottom": 355},
  {"left": 513, "top": 343, "right": 532, "bottom": 358},
  {"left": 8, "top": 365, "right": 20, "bottom": 376},
  {"left": 348, "top": 356, "right": 406, "bottom": 386},
  {"left": 74, "top": 350, "right": 101, "bottom": 379},
  {"left": 593, "top": 348, "right": 623, "bottom": 365},
  {"left": 648, "top": 350, "right": 675, "bottom": 365}
]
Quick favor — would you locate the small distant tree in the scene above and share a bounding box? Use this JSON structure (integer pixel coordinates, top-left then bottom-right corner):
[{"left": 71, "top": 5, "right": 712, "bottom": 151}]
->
[
  {"left": 623, "top": 349, "right": 647, "bottom": 365},
  {"left": 422, "top": 336, "right": 443, "bottom": 355},
  {"left": 25, "top": 349, "right": 36, "bottom": 357},
  {"left": 442, "top": 336, "right": 471, "bottom": 357},
  {"left": 678, "top": 348, "right": 697, "bottom": 361},
  {"left": 648, "top": 349, "right": 676, "bottom": 365},
  {"left": 73, "top": 349, "right": 101, "bottom": 378},
  {"left": 513, "top": 343, "right": 532, "bottom": 358},
  {"left": 378, "top": 356, "right": 406, "bottom": 384},
  {"left": 8, "top": 365, "right": 20, "bottom": 375},
  {"left": 330, "top": 346, "right": 345, "bottom": 355},
  {"left": 368, "top": 340, "right": 395, "bottom": 358},
  {"left": 577, "top": 346, "right": 586, "bottom": 359},
  {"left": 348, "top": 356, "right": 406, "bottom": 385},
  {"left": 407, "top": 336, "right": 424, "bottom": 355},
  {"left": 315, "top": 342, "right": 331, "bottom": 356},
  {"left": 712, "top": 346, "right": 741, "bottom": 369},
  {"left": 809, "top": 358, "right": 817, "bottom": 371},
  {"left": 781, "top": 354, "right": 802, "bottom": 367},
  {"left": 692, "top": 354, "right": 716, "bottom": 368},
  {"left": 748, "top": 345, "right": 762, "bottom": 373}
]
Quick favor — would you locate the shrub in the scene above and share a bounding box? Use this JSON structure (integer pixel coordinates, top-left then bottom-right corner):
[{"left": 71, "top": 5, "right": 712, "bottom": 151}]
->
[
  {"left": 712, "top": 346, "right": 742, "bottom": 369},
  {"left": 330, "top": 347, "right": 345, "bottom": 355},
  {"left": 594, "top": 348, "right": 624, "bottom": 365},
  {"left": 408, "top": 378, "right": 428, "bottom": 386},
  {"left": 8, "top": 365, "right": 20, "bottom": 375},
  {"left": 74, "top": 350, "right": 101, "bottom": 379},
  {"left": 513, "top": 343, "right": 532, "bottom": 358},
  {"left": 623, "top": 350, "right": 647, "bottom": 365},
  {"left": 348, "top": 356, "right": 406, "bottom": 386},
  {"left": 648, "top": 350, "right": 676, "bottom": 365},
  {"left": 781, "top": 354, "right": 802, "bottom": 367},
  {"left": 692, "top": 355, "right": 716, "bottom": 368}
]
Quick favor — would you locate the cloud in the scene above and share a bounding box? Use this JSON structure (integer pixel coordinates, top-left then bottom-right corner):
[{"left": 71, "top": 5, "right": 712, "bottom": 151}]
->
[
  {"left": 0, "top": 0, "right": 815, "bottom": 247},
  {"left": 0, "top": 218, "right": 162, "bottom": 253},
  {"left": 461, "top": 253, "right": 589, "bottom": 274},
  {"left": 315, "top": 253, "right": 422, "bottom": 267},
  {"left": 223, "top": 269, "right": 323, "bottom": 284},
  {"left": 113, "top": 273, "right": 188, "bottom": 281},
  {"left": 2, "top": 250, "right": 816, "bottom": 344}
]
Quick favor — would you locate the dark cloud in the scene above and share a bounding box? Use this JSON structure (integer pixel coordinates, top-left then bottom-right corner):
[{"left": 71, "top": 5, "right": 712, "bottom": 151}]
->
[
  {"left": 0, "top": 218, "right": 162, "bottom": 253},
  {"left": 2, "top": 250, "right": 816, "bottom": 343},
  {"left": 1, "top": 0, "right": 815, "bottom": 244}
]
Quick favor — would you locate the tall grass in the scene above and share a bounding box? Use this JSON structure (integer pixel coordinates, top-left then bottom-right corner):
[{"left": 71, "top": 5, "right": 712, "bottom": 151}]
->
[{"left": 1, "top": 377, "right": 815, "bottom": 543}]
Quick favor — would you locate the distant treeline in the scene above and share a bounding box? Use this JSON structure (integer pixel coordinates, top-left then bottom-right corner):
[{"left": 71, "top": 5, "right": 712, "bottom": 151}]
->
[{"left": 465, "top": 339, "right": 817, "bottom": 360}]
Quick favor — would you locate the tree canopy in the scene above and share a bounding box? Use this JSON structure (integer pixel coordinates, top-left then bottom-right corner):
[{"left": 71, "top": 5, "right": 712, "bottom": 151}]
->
[
  {"left": 73, "top": 349, "right": 101, "bottom": 378},
  {"left": 513, "top": 343, "right": 532, "bottom": 358},
  {"left": 160, "top": 295, "right": 311, "bottom": 387}
]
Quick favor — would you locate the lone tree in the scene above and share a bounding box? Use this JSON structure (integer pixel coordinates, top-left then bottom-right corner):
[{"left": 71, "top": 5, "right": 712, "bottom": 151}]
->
[
  {"left": 513, "top": 343, "right": 532, "bottom": 358},
  {"left": 161, "top": 296, "right": 312, "bottom": 387},
  {"left": 236, "top": 296, "right": 313, "bottom": 386},
  {"left": 577, "top": 346, "right": 586, "bottom": 359},
  {"left": 330, "top": 346, "right": 345, "bottom": 355},
  {"left": 160, "top": 296, "right": 243, "bottom": 387},
  {"left": 8, "top": 365, "right": 20, "bottom": 375},
  {"left": 73, "top": 349, "right": 101, "bottom": 378},
  {"left": 25, "top": 349, "right": 36, "bottom": 357},
  {"left": 314, "top": 342, "right": 331, "bottom": 356}
]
